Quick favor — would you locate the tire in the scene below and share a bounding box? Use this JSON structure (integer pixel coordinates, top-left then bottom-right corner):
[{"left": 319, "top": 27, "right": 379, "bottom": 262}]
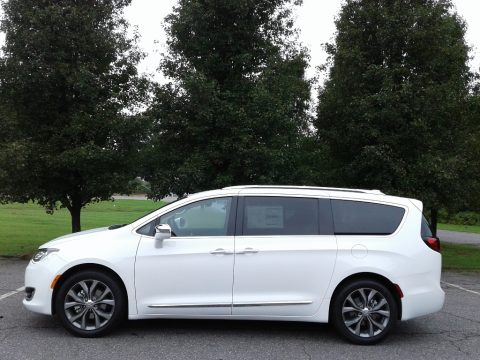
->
[
  {"left": 55, "top": 270, "right": 126, "bottom": 337},
  {"left": 331, "top": 279, "right": 397, "bottom": 345}
]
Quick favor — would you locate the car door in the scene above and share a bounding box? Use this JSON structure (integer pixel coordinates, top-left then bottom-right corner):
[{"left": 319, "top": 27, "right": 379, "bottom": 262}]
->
[
  {"left": 232, "top": 195, "right": 337, "bottom": 317},
  {"left": 135, "top": 196, "right": 236, "bottom": 316}
]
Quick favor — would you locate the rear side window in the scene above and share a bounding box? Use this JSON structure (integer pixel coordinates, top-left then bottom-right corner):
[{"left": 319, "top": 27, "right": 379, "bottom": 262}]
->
[
  {"left": 332, "top": 200, "right": 405, "bottom": 235},
  {"left": 243, "top": 197, "right": 319, "bottom": 235},
  {"left": 421, "top": 215, "right": 433, "bottom": 239}
]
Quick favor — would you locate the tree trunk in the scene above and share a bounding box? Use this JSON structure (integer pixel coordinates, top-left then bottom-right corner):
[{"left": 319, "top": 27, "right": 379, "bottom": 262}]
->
[
  {"left": 69, "top": 204, "right": 82, "bottom": 233},
  {"left": 430, "top": 208, "right": 438, "bottom": 238}
]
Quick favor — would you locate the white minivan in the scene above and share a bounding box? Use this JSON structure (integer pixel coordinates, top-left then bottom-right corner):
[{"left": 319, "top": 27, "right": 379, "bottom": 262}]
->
[{"left": 24, "top": 185, "right": 444, "bottom": 344}]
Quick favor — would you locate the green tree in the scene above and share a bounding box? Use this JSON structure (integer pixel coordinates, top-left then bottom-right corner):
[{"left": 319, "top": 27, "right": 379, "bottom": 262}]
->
[
  {"left": 144, "top": 0, "right": 313, "bottom": 198},
  {"left": 461, "top": 83, "right": 480, "bottom": 212},
  {"left": 0, "top": 0, "right": 148, "bottom": 232},
  {"left": 315, "top": 0, "right": 475, "bottom": 234}
]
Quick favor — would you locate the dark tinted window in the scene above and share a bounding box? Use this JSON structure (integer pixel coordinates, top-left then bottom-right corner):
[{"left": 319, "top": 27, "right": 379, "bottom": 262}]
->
[
  {"left": 160, "top": 197, "right": 232, "bottom": 237},
  {"left": 243, "top": 197, "right": 318, "bottom": 235},
  {"left": 332, "top": 200, "right": 405, "bottom": 235},
  {"left": 421, "top": 215, "right": 433, "bottom": 239},
  {"left": 137, "top": 219, "right": 156, "bottom": 236},
  {"left": 319, "top": 198, "right": 334, "bottom": 235}
]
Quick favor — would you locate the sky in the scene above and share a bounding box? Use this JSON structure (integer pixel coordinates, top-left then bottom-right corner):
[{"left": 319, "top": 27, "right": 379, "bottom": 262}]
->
[
  {"left": 124, "top": 0, "right": 480, "bottom": 85},
  {"left": 0, "top": 0, "right": 478, "bottom": 84}
]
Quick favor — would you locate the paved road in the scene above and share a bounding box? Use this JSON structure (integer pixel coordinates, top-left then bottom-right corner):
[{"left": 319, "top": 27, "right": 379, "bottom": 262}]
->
[
  {"left": 1, "top": 259, "right": 479, "bottom": 359},
  {"left": 438, "top": 230, "right": 480, "bottom": 245},
  {"left": 113, "top": 194, "right": 178, "bottom": 202}
]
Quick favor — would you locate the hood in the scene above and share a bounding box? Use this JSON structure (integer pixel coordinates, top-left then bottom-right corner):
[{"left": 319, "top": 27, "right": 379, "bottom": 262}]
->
[{"left": 41, "top": 227, "right": 110, "bottom": 248}]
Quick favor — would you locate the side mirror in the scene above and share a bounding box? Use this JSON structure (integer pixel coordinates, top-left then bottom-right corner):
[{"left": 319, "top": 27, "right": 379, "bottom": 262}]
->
[{"left": 154, "top": 224, "right": 171, "bottom": 248}]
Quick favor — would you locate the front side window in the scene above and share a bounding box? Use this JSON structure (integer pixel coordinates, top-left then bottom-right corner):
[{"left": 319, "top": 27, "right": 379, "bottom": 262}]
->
[
  {"left": 243, "top": 197, "right": 319, "bottom": 236},
  {"left": 332, "top": 200, "right": 405, "bottom": 235},
  {"left": 159, "top": 197, "right": 233, "bottom": 237}
]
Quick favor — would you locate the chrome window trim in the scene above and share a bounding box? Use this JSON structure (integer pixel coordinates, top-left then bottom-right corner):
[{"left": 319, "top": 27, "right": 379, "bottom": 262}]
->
[{"left": 148, "top": 300, "right": 313, "bottom": 308}]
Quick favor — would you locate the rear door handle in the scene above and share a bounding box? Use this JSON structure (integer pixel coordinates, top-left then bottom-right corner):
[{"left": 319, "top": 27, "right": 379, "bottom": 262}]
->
[
  {"left": 210, "top": 248, "right": 234, "bottom": 255},
  {"left": 236, "top": 247, "right": 259, "bottom": 255}
]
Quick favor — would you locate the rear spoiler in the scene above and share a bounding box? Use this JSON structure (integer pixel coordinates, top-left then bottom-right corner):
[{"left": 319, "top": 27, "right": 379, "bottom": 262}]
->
[{"left": 409, "top": 198, "right": 423, "bottom": 213}]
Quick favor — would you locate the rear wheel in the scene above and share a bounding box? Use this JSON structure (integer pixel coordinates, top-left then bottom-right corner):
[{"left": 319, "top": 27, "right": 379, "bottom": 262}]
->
[
  {"left": 55, "top": 270, "right": 126, "bottom": 337},
  {"left": 332, "top": 279, "right": 397, "bottom": 345}
]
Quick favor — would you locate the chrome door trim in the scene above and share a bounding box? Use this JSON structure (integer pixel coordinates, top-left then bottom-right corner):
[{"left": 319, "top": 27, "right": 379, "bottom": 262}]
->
[
  {"left": 148, "top": 303, "right": 231, "bottom": 308},
  {"left": 233, "top": 300, "right": 312, "bottom": 307},
  {"left": 148, "top": 300, "right": 312, "bottom": 308}
]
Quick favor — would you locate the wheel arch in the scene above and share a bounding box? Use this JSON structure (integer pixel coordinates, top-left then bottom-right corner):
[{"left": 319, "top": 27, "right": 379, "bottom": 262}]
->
[
  {"left": 328, "top": 272, "right": 402, "bottom": 321},
  {"left": 51, "top": 263, "right": 129, "bottom": 316}
]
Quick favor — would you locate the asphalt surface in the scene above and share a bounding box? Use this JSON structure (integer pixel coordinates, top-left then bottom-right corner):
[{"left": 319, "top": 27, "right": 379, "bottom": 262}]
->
[
  {"left": 1, "top": 259, "right": 479, "bottom": 360},
  {"left": 438, "top": 230, "right": 480, "bottom": 245},
  {"left": 113, "top": 194, "right": 178, "bottom": 202}
]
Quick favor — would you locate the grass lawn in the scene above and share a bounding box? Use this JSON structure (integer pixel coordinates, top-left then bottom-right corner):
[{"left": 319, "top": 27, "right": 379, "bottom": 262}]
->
[
  {"left": 0, "top": 200, "right": 165, "bottom": 257},
  {"left": 438, "top": 223, "right": 480, "bottom": 234},
  {"left": 441, "top": 242, "right": 480, "bottom": 271}
]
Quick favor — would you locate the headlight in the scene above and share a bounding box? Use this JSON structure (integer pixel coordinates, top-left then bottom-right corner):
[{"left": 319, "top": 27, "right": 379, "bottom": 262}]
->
[{"left": 32, "top": 248, "right": 59, "bottom": 263}]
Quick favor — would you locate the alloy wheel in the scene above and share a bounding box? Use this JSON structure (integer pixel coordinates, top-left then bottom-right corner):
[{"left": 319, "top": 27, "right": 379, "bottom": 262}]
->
[
  {"left": 63, "top": 279, "right": 116, "bottom": 330},
  {"left": 341, "top": 287, "right": 390, "bottom": 338}
]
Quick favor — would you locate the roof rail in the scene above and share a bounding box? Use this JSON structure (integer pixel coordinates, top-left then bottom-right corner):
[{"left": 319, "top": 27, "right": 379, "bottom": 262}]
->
[{"left": 222, "top": 185, "right": 384, "bottom": 195}]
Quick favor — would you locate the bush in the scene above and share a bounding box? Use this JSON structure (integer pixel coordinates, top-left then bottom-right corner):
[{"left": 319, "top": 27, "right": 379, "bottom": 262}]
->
[
  {"left": 439, "top": 210, "right": 480, "bottom": 226},
  {"left": 449, "top": 212, "right": 480, "bottom": 226},
  {"left": 128, "top": 178, "right": 151, "bottom": 195},
  {"left": 438, "top": 208, "right": 449, "bottom": 223}
]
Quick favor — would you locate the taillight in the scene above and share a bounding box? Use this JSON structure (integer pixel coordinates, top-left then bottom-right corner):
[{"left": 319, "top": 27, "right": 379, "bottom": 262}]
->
[{"left": 424, "top": 236, "right": 441, "bottom": 252}]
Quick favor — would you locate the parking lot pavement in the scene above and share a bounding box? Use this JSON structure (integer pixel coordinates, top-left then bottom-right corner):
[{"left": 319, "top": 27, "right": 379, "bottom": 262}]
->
[
  {"left": 1, "top": 259, "right": 479, "bottom": 360},
  {"left": 0, "top": 258, "right": 26, "bottom": 297}
]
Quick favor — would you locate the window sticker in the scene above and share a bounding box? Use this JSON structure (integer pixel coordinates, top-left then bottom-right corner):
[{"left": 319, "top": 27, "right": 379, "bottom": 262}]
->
[{"left": 247, "top": 206, "right": 284, "bottom": 228}]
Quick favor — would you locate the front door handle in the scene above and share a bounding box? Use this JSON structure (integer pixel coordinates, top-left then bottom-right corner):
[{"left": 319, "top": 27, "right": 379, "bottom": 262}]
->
[
  {"left": 236, "top": 247, "right": 259, "bottom": 255},
  {"left": 210, "top": 248, "right": 234, "bottom": 255}
]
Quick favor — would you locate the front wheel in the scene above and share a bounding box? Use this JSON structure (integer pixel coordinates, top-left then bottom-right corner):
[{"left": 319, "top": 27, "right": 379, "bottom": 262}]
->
[
  {"left": 55, "top": 270, "right": 126, "bottom": 337},
  {"left": 331, "top": 279, "right": 397, "bottom": 345}
]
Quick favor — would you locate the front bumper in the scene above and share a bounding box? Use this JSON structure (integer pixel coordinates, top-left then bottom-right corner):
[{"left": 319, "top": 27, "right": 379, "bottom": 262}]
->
[{"left": 23, "top": 256, "right": 64, "bottom": 315}]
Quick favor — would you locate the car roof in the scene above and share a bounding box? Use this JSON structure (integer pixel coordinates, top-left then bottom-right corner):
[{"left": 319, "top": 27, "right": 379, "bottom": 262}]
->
[
  {"left": 219, "top": 186, "right": 412, "bottom": 208},
  {"left": 223, "top": 185, "right": 384, "bottom": 195}
]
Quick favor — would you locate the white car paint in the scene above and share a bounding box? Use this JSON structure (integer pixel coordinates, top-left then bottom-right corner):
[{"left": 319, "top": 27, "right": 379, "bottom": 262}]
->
[
  {"left": 135, "top": 233, "right": 235, "bottom": 316},
  {"left": 23, "top": 186, "right": 444, "bottom": 329}
]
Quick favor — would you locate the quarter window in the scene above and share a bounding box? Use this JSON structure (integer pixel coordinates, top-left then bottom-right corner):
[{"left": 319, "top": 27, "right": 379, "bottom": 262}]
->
[
  {"left": 137, "top": 219, "right": 156, "bottom": 236},
  {"left": 159, "top": 197, "right": 233, "bottom": 237},
  {"left": 243, "top": 197, "right": 319, "bottom": 236},
  {"left": 421, "top": 215, "right": 433, "bottom": 239},
  {"left": 332, "top": 200, "right": 405, "bottom": 235}
]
